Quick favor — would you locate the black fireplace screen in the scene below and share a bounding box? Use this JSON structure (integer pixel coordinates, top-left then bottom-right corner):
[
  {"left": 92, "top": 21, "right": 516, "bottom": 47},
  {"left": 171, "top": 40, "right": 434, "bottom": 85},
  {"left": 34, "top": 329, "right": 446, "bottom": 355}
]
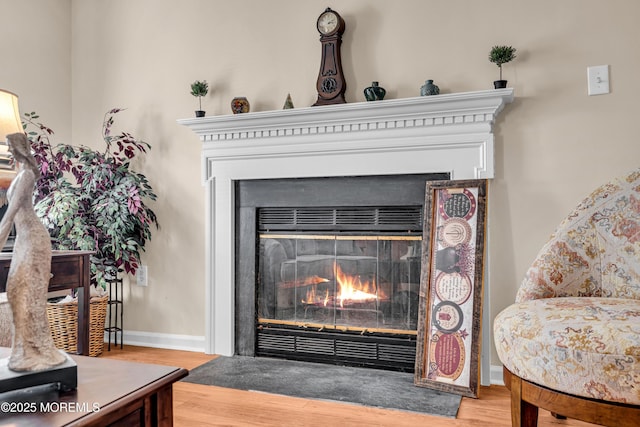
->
[{"left": 258, "top": 234, "right": 422, "bottom": 333}]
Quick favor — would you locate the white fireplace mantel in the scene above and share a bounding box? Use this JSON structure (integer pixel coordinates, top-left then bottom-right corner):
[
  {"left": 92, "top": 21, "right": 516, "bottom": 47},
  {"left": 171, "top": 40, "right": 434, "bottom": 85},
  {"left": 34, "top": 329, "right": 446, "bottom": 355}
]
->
[
  {"left": 180, "top": 89, "right": 514, "bottom": 184},
  {"left": 178, "top": 88, "right": 514, "bottom": 382}
]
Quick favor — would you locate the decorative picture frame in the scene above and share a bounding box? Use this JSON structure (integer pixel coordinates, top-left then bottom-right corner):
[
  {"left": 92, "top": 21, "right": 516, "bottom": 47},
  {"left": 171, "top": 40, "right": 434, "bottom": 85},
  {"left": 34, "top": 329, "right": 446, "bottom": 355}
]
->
[{"left": 414, "top": 179, "right": 487, "bottom": 398}]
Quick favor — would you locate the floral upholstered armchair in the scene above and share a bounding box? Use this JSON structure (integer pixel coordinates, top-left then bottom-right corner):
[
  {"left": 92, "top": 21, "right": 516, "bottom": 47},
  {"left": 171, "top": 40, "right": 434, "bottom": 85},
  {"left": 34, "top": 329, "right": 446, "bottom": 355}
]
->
[{"left": 494, "top": 168, "right": 640, "bottom": 427}]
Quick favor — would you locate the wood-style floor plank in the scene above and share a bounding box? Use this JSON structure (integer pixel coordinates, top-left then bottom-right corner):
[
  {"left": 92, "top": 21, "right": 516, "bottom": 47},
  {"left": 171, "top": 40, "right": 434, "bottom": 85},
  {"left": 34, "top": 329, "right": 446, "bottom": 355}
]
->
[{"left": 100, "top": 345, "right": 595, "bottom": 426}]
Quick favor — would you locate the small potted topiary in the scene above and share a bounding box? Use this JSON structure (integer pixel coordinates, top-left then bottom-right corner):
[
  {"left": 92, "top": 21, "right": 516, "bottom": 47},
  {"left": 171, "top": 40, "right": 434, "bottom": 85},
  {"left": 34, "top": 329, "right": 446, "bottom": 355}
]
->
[
  {"left": 488, "top": 45, "right": 517, "bottom": 89},
  {"left": 190, "top": 80, "right": 209, "bottom": 117}
]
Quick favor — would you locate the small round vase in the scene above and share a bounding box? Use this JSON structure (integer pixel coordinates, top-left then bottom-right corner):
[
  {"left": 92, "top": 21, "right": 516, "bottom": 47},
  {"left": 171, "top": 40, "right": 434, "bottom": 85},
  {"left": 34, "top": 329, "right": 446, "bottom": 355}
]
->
[
  {"left": 231, "top": 97, "right": 250, "bottom": 114},
  {"left": 364, "top": 81, "right": 386, "bottom": 101},
  {"left": 420, "top": 79, "right": 440, "bottom": 96}
]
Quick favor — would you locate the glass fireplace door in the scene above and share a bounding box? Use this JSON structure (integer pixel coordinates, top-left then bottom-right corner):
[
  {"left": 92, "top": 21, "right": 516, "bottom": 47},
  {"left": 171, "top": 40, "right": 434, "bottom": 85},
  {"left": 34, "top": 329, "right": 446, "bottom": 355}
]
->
[{"left": 258, "top": 234, "right": 421, "bottom": 333}]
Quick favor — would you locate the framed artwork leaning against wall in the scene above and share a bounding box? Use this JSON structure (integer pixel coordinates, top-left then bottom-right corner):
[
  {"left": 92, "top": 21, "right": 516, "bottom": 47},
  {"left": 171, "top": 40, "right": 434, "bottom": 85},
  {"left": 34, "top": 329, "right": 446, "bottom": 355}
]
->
[{"left": 414, "top": 179, "right": 487, "bottom": 398}]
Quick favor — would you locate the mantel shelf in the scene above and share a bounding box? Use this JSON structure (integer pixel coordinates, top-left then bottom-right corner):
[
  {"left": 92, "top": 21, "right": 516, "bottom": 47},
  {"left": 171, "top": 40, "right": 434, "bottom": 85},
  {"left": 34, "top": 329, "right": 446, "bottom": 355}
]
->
[{"left": 178, "top": 89, "right": 514, "bottom": 145}]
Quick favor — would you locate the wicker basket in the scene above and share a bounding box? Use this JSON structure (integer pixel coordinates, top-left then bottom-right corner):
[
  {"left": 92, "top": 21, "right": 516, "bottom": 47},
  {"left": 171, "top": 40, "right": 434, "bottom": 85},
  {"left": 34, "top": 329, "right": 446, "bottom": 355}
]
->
[{"left": 46, "top": 294, "right": 108, "bottom": 357}]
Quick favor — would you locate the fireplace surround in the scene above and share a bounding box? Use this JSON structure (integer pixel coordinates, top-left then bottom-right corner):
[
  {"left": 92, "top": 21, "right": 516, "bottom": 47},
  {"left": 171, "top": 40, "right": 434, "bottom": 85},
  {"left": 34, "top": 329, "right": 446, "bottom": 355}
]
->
[
  {"left": 238, "top": 173, "right": 447, "bottom": 371},
  {"left": 178, "top": 89, "right": 514, "bottom": 380}
]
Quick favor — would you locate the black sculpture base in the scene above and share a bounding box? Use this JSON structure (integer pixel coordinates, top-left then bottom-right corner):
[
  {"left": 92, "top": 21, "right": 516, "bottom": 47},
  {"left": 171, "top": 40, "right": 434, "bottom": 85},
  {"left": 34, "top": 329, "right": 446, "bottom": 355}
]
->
[{"left": 0, "top": 350, "right": 77, "bottom": 400}]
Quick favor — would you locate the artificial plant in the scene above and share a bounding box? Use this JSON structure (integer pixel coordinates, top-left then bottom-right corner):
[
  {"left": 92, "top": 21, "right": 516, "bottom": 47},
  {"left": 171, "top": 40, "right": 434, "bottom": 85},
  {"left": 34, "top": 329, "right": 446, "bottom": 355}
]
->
[
  {"left": 488, "top": 45, "right": 517, "bottom": 81},
  {"left": 24, "top": 109, "right": 159, "bottom": 288},
  {"left": 190, "top": 80, "right": 209, "bottom": 113}
]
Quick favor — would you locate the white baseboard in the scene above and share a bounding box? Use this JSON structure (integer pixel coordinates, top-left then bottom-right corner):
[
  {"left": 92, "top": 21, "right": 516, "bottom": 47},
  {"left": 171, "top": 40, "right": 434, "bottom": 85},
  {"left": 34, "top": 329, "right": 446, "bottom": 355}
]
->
[
  {"left": 103, "top": 330, "right": 206, "bottom": 353},
  {"left": 490, "top": 364, "right": 505, "bottom": 386}
]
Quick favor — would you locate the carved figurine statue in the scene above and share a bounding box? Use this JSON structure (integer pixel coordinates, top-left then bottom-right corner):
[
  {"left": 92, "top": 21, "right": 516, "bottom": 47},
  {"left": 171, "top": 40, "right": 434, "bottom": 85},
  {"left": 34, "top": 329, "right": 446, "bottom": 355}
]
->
[{"left": 0, "top": 132, "right": 66, "bottom": 371}]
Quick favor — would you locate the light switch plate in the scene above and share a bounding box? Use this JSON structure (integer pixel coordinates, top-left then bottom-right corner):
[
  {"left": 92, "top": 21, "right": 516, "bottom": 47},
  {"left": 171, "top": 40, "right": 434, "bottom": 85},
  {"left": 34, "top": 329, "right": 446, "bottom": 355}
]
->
[{"left": 587, "top": 65, "right": 610, "bottom": 96}]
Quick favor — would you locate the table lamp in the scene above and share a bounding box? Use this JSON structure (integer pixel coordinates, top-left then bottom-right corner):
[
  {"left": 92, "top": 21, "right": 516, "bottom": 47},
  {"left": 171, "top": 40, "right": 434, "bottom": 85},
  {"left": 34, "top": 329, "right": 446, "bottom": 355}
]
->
[
  {"left": 0, "top": 89, "right": 20, "bottom": 206},
  {"left": 0, "top": 89, "right": 21, "bottom": 137}
]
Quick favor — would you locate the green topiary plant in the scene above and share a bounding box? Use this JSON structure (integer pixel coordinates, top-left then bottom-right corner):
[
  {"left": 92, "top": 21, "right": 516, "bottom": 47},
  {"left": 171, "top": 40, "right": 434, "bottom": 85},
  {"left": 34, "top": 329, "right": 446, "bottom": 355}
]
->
[
  {"left": 489, "top": 45, "right": 517, "bottom": 81},
  {"left": 190, "top": 80, "right": 208, "bottom": 116},
  {"left": 24, "top": 109, "right": 159, "bottom": 289}
]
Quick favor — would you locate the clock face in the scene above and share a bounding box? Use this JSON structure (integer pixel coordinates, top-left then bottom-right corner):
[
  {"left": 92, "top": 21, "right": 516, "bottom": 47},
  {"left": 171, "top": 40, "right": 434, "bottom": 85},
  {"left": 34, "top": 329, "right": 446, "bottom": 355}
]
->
[{"left": 317, "top": 11, "right": 339, "bottom": 34}]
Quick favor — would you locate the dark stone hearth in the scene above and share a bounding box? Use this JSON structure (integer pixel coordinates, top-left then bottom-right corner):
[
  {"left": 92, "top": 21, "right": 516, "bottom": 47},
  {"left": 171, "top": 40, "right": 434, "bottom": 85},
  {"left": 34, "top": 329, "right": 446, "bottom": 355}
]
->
[{"left": 184, "top": 356, "right": 462, "bottom": 418}]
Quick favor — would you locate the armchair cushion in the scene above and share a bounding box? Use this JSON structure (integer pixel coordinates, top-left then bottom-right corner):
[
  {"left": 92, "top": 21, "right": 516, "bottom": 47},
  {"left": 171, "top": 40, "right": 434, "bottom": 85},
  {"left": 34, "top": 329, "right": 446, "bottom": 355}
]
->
[{"left": 494, "top": 296, "right": 640, "bottom": 405}]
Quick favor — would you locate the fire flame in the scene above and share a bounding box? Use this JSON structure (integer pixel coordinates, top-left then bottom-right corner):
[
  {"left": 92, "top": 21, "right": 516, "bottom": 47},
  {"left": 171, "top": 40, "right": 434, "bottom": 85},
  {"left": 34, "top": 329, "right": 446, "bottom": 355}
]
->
[
  {"left": 334, "top": 263, "right": 378, "bottom": 307},
  {"left": 302, "top": 262, "right": 383, "bottom": 307}
]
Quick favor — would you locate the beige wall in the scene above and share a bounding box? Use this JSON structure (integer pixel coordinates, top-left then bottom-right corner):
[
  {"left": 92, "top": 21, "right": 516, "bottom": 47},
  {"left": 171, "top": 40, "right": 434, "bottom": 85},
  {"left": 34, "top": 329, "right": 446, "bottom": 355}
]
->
[
  {"left": 0, "top": 0, "right": 71, "bottom": 142},
  {"left": 9, "top": 0, "right": 640, "bottom": 366}
]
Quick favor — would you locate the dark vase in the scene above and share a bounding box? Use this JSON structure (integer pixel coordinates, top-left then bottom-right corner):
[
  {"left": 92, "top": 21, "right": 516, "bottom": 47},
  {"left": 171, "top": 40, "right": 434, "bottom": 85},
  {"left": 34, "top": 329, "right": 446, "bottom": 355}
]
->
[
  {"left": 420, "top": 79, "right": 440, "bottom": 96},
  {"left": 195, "top": 110, "right": 205, "bottom": 118},
  {"left": 493, "top": 80, "right": 508, "bottom": 89},
  {"left": 364, "top": 81, "right": 386, "bottom": 101}
]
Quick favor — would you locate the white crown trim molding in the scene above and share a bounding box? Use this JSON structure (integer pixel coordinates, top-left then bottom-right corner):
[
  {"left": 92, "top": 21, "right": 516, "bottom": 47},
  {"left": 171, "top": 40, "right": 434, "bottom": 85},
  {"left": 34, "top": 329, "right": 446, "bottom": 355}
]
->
[{"left": 179, "top": 89, "right": 513, "bottom": 143}]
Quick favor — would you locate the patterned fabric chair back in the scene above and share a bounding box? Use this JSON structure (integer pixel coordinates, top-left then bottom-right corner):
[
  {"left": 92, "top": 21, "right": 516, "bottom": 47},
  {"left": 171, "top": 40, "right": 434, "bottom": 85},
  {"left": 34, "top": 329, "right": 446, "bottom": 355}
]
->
[{"left": 517, "top": 168, "right": 640, "bottom": 302}]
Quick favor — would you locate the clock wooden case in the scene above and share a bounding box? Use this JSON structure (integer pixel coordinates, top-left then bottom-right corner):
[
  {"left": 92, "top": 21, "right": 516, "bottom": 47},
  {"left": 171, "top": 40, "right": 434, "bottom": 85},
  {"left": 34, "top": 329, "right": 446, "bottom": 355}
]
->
[{"left": 313, "top": 8, "right": 346, "bottom": 106}]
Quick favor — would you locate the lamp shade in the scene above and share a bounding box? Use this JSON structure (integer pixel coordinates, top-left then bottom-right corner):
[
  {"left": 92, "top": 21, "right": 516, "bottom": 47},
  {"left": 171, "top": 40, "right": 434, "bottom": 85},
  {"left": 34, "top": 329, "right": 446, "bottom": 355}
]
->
[
  {"left": 0, "top": 89, "right": 19, "bottom": 205},
  {"left": 0, "top": 89, "right": 22, "bottom": 142}
]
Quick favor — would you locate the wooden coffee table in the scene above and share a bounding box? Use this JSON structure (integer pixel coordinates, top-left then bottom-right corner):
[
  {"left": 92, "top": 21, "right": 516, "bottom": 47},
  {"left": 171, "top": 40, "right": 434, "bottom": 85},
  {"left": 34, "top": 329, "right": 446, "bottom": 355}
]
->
[{"left": 0, "top": 348, "right": 188, "bottom": 426}]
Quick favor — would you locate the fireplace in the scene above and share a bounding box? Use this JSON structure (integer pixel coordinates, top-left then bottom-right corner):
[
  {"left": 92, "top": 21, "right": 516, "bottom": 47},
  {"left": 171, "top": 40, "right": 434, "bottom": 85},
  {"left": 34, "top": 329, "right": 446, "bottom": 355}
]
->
[
  {"left": 236, "top": 174, "right": 447, "bottom": 371},
  {"left": 178, "top": 89, "right": 514, "bottom": 381}
]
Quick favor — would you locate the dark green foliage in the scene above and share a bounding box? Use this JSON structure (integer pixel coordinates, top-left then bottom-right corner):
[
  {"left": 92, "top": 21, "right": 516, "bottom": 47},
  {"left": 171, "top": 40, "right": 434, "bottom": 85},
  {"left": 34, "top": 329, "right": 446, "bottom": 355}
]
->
[
  {"left": 488, "top": 45, "right": 517, "bottom": 80},
  {"left": 190, "top": 80, "right": 209, "bottom": 110}
]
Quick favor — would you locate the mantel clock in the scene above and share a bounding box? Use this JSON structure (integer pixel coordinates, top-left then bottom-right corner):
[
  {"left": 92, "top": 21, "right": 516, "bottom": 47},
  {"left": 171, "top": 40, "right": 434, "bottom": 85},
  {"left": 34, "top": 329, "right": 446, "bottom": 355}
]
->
[{"left": 312, "top": 8, "right": 346, "bottom": 106}]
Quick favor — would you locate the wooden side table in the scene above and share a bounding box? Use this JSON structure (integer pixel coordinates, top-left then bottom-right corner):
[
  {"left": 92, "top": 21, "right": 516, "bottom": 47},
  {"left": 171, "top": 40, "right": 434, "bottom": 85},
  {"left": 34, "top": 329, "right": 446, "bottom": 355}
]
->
[{"left": 0, "top": 250, "right": 93, "bottom": 356}]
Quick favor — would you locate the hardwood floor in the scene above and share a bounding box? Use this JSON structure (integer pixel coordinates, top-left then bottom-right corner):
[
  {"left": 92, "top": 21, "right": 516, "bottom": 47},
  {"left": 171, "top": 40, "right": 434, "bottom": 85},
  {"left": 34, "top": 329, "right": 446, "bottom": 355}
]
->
[{"left": 100, "top": 345, "right": 595, "bottom": 426}]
